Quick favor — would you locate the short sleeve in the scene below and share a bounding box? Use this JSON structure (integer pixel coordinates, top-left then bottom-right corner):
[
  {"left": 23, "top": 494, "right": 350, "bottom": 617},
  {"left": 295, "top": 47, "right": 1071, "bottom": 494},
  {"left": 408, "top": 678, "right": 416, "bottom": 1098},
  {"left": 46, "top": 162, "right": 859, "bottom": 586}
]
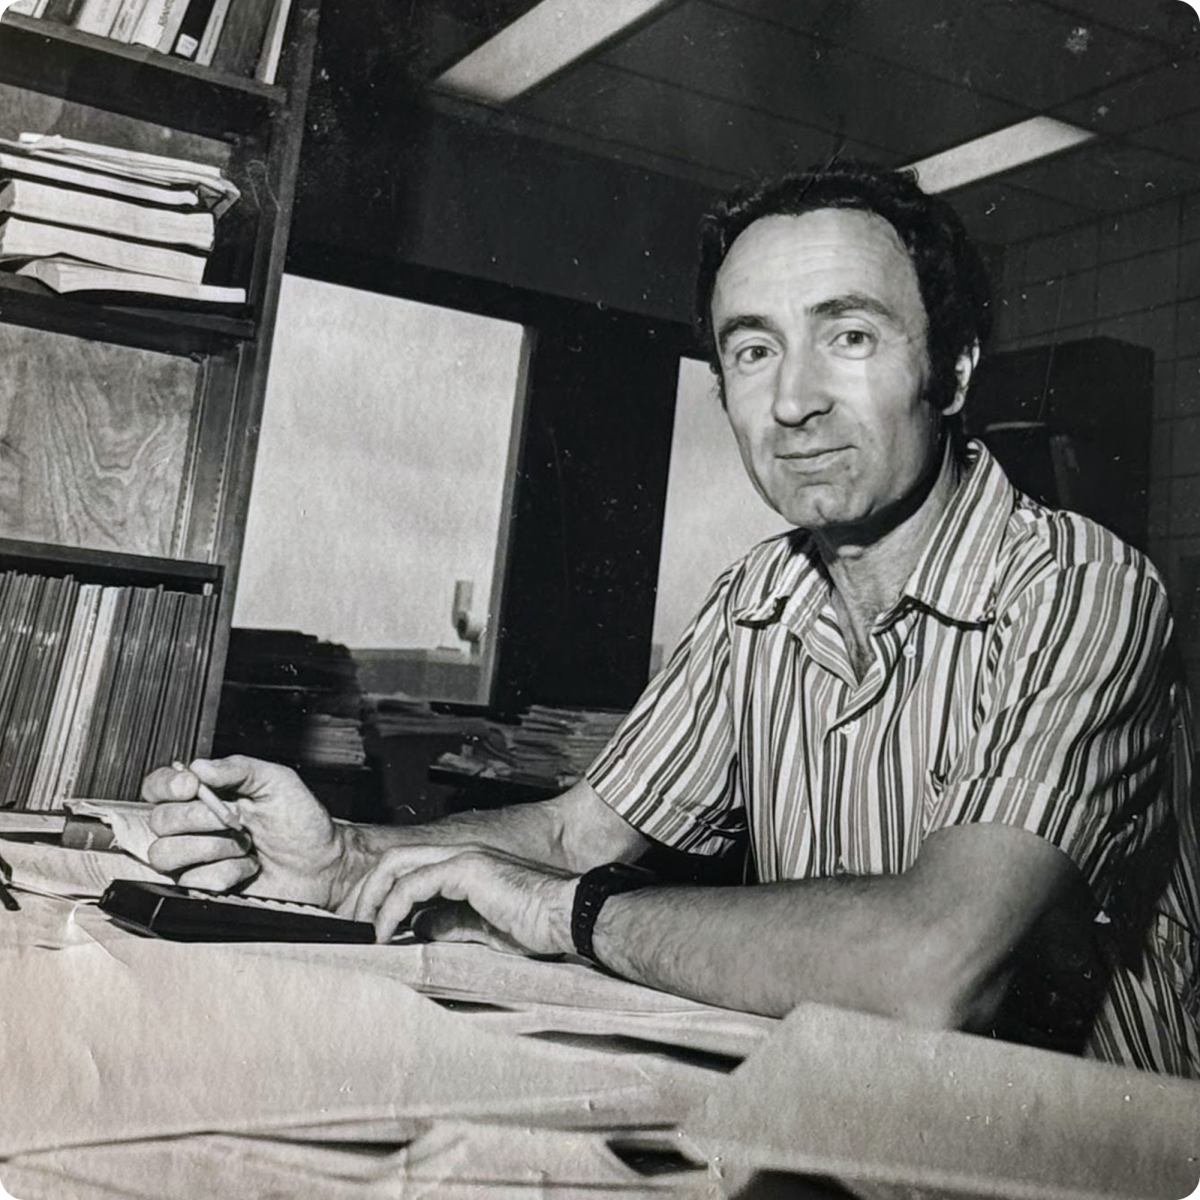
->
[
  {"left": 929, "top": 558, "right": 1179, "bottom": 897},
  {"left": 586, "top": 567, "right": 744, "bottom": 856}
]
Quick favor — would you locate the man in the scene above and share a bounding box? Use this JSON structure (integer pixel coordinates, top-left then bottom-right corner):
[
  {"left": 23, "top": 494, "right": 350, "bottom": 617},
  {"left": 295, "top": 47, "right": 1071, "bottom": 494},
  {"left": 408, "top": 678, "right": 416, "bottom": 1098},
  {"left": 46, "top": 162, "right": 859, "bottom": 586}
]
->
[{"left": 144, "top": 163, "right": 1199, "bottom": 1076}]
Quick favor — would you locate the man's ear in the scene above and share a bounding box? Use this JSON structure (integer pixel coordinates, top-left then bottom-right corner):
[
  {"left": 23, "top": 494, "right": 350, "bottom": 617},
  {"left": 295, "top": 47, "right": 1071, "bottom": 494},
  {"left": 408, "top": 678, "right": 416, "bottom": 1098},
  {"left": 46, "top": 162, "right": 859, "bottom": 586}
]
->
[{"left": 944, "top": 341, "right": 980, "bottom": 417}]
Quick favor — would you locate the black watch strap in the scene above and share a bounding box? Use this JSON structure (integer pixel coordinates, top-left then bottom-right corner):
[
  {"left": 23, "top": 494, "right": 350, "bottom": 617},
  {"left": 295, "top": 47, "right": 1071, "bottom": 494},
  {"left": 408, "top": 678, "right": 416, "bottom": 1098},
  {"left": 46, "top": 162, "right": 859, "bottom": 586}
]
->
[{"left": 571, "top": 862, "right": 657, "bottom": 966}]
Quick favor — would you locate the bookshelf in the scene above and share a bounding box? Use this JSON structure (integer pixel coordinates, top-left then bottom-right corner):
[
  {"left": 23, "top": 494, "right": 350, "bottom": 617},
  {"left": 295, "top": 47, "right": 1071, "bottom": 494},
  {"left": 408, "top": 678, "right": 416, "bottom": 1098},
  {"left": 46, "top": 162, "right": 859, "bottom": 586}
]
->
[{"left": 0, "top": 0, "right": 320, "bottom": 801}]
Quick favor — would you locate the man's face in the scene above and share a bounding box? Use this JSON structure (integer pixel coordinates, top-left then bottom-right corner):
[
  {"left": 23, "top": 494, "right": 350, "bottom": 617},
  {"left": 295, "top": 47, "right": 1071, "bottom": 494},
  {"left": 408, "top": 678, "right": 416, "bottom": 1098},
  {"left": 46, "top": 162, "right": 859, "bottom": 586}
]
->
[{"left": 712, "top": 208, "right": 958, "bottom": 535}]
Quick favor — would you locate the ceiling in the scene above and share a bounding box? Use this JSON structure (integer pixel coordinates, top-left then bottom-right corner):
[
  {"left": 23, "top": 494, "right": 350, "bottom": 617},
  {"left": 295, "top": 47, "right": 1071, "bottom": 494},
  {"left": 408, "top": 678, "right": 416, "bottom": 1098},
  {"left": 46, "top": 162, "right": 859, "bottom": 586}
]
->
[{"left": 387, "top": 0, "right": 1200, "bottom": 247}]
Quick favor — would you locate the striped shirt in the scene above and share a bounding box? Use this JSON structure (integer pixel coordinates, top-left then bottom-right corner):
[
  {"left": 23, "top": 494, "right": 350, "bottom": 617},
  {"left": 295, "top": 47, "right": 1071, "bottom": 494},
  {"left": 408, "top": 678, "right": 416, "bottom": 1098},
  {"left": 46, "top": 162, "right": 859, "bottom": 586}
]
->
[{"left": 588, "top": 441, "right": 1200, "bottom": 1075}]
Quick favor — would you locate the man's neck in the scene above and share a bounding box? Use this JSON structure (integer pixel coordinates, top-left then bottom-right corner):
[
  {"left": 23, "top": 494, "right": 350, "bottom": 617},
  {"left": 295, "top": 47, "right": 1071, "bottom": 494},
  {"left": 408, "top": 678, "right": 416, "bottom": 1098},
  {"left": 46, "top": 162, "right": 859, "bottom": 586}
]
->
[{"left": 814, "top": 442, "right": 963, "bottom": 668}]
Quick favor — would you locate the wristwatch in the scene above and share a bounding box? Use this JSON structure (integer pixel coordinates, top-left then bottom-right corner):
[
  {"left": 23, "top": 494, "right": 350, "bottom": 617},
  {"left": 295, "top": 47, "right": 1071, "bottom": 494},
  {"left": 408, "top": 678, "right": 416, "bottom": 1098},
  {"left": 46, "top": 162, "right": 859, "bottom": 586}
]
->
[{"left": 570, "top": 861, "right": 657, "bottom": 966}]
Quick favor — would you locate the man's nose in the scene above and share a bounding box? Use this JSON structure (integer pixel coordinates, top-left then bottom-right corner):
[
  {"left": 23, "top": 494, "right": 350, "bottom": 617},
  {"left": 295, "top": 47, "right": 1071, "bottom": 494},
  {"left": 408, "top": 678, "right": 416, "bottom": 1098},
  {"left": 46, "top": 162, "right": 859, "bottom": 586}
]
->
[{"left": 771, "top": 350, "right": 831, "bottom": 426}]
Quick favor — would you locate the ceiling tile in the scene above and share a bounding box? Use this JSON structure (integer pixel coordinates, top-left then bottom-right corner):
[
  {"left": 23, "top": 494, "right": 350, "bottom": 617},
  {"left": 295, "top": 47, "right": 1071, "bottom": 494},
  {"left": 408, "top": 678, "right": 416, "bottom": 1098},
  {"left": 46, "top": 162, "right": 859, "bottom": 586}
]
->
[
  {"left": 1041, "top": 0, "right": 1199, "bottom": 49},
  {"left": 1055, "top": 58, "right": 1200, "bottom": 133},
  {"left": 691, "top": 0, "right": 1171, "bottom": 110},
  {"left": 1001, "top": 139, "right": 1200, "bottom": 211},
  {"left": 517, "top": 62, "right": 893, "bottom": 179},
  {"left": 1130, "top": 106, "right": 1200, "bottom": 162},
  {"left": 599, "top": 1, "right": 1028, "bottom": 159},
  {"left": 946, "top": 178, "right": 1094, "bottom": 243}
]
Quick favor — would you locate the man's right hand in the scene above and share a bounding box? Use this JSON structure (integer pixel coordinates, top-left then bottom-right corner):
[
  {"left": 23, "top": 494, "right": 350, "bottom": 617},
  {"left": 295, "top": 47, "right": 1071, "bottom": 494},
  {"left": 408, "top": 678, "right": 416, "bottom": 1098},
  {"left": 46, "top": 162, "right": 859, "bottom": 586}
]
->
[{"left": 141, "top": 755, "right": 354, "bottom": 907}]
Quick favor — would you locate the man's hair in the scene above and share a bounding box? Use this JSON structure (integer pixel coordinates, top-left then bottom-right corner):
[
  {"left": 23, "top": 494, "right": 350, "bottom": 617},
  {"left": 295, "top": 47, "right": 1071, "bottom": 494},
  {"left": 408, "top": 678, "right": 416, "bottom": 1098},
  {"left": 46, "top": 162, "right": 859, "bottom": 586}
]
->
[{"left": 694, "top": 161, "right": 993, "bottom": 413}]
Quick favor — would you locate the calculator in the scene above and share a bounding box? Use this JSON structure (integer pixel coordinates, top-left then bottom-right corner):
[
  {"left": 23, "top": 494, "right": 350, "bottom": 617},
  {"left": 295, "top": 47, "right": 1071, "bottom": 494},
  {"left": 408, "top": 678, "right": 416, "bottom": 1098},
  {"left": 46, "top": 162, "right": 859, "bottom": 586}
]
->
[{"left": 99, "top": 879, "right": 404, "bottom": 943}]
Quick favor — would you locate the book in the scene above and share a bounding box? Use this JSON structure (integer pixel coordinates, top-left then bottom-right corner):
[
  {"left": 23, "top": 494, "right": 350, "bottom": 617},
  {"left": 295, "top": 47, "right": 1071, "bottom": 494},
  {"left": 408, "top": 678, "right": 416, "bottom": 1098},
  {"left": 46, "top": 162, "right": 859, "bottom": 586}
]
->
[
  {"left": 108, "top": 0, "right": 149, "bottom": 42},
  {"left": 171, "top": 0, "right": 214, "bottom": 57},
  {"left": 18, "top": 133, "right": 225, "bottom": 180},
  {"left": 0, "top": 216, "right": 207, "bottom": 283},
  {"left": 212, "top": 0, "right": 272, "bottom": 75},
  {"left": 40, "top": 0, "right": 83, "bottom": 22},
  {"left": 155, "top": 0, "right": 190, "bottom": 51},
  {"left": 0, "top": 179, "right": 215, "bottom": 250},
  {"left": 17, "top": 258, "right": 247, "bottom": 306},
  {"left": 256, "top": 0, "right": 292, "bottom": 83},
  {"left": 73, "top": 587, "right": 130, "bottom": 798},
  {"left": 0, "top": 143, "right": 202, "bottom": 208},
  {"left": 73, "top": 0, "right": 123, "bottom": 35},
  {"left": 0, "top": 577, "right": 77, "bottom": 809},
  {"left": 9, "top": 577, "right": 78, "bottom": 808},
  {"left": 25, "top": 584, "right": 101, "bottom": 810},
  {"left": 57, "top": 587, "right": 122, "bottom": 802},
  {"left": 194, "top": 0, "right": 232, "bottom": 65},
  {"left": 129, "top": 0, "right": 170, "bottom": 46},
  {"left": 17, "top": 133, "right": 240, "bottom": 216}
]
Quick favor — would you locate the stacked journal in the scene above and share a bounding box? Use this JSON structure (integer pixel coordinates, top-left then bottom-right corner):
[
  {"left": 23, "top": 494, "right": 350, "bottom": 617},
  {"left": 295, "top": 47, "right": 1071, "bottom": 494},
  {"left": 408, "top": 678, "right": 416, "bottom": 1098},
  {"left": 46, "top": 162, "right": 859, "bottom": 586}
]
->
[
  {"left": 0, "top": 133, "right": 245, "bottom": 306},
  {"left": 0, "top": 570, "right": 218, "bottom": 810}
]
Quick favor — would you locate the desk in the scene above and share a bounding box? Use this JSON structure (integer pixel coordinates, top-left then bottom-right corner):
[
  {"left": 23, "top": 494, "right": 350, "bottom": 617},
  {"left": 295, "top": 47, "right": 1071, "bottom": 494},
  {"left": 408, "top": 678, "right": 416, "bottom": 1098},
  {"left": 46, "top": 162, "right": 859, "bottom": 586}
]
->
[{"left": 3, "top": 880, "right": 1199, "bottom": 1199}]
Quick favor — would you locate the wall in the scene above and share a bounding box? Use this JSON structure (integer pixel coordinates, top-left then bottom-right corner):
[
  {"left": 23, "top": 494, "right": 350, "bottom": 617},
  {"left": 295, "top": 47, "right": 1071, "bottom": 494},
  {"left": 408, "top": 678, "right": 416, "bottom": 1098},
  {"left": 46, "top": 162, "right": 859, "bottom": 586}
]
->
[{"left": 988, "top": 190, "right": 1200, "bottom": 721}]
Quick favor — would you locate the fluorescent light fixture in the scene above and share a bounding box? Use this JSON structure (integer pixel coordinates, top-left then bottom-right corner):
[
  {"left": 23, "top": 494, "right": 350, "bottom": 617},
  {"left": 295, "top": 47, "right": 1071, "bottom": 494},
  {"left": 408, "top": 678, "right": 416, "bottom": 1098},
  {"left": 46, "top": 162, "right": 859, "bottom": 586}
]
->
[
  {"left": 906, "top": 116, "right": 1095, "bottom": 193},
  {"left": 434, "top": 0, "right": 677, "bottom": 104}
]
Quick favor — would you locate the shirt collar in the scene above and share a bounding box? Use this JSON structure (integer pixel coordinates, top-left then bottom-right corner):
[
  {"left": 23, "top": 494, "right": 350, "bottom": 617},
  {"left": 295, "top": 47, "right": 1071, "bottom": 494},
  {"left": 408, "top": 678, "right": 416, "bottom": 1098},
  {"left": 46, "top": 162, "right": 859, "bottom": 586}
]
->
[
  {"left": 731, "top": 439, "right": 1016, "bottom": 630},
  {"left": 899, "top": 439, "right": 1014, "bottom": 625}
]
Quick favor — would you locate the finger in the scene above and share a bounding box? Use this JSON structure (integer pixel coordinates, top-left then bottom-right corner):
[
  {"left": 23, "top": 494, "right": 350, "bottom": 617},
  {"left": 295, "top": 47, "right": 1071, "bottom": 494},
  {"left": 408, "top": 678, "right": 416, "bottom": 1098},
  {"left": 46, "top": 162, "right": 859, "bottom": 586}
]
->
[
  {"left": 149, "top": 799, "right": 231, "bottom": 837},
  {"left": 417, "top": 904, "right": 522, "bottom": 953},
  {"left": 351, "top": 845, "right": 469, "bottom": 922},
  {"left": 372, "top": 861, "right": 471, "bottom": 943},
  {"left": 334, "top": 874, "right": 366, "bottom": 918},
  {"left": 147, "top": 832, "right": 249, "bottom": 873},
  {"left": 141, "top": 765, "right": 197, "bottom": 804},
  {"left": 176, "top": 857, "right": 258, "bottom": 892},
  {"left": 186, "top": 755, "right": 298, "bottom": 801}
]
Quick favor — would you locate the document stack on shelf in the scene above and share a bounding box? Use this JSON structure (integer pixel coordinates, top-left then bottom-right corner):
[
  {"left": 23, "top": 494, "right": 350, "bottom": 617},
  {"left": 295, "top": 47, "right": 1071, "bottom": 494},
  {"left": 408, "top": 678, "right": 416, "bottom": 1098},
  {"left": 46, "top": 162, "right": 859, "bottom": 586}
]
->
[
  {"left": 213, "top": 629, "right": 368, "bottom": 773},
  {"left": 0, "top": 571, "right": 218, "bottom": 811},
  {"left": 0, "top": 133, "right": 246, "bottom": 306},
  {"left": 436, "top": 705, "right": 627, "bottom": 790},
  {"left": 6, "top": 0, "right": 293, "bottom": 83}
]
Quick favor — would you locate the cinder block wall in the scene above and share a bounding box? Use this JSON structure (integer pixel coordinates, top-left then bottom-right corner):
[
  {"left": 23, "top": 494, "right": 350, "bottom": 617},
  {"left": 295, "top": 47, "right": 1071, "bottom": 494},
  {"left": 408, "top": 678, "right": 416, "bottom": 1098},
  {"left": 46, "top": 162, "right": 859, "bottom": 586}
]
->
[{"left": 987, "top": 191, "right": 1200, "bottom": 723}]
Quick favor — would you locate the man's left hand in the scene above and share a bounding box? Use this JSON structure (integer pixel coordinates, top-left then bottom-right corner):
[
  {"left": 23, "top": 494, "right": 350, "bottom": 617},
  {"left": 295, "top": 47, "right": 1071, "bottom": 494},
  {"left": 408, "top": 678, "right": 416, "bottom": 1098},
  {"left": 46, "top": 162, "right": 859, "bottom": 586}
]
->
[{"left": 335, "top": 845, "right": 578, "bottom": 952}]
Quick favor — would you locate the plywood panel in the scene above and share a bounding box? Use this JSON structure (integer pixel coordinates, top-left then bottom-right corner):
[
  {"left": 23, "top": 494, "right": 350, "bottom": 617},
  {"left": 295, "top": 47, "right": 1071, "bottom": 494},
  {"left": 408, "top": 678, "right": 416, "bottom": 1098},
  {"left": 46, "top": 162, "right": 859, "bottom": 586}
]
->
[{"left": 0, "top": 324, "right": 199, "bottom": 556}]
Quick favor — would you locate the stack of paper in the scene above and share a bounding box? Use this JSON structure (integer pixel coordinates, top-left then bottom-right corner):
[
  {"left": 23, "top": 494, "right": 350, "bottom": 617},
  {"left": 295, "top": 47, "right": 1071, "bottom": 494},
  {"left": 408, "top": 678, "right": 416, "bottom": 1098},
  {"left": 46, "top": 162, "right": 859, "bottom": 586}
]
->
[
  {"left": 436, "top": 705, "right": 627, "bottom": 789},
  {"left": 0, "top": 133, "right": 246, "bottom": 305}
]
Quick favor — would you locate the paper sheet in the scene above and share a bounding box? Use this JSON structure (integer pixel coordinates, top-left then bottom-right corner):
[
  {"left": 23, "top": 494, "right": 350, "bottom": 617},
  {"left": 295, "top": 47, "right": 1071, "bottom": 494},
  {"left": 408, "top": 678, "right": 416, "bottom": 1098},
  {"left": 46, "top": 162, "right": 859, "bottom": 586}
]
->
[
  {"left": 0, "top": 836, "right": 167, "bottom": 899},
  {"left": 65, "top": 798, "right": 158, "bottom": 863},
  {"left": 680, "top": 1001, "right": 1200, "bottom": 1200},
  {"left": 0, "top": 894, "right": 703, "bottom": 1159},
  {"left": 1, "top": 1124, "right": 705, "bottom": 1199}
]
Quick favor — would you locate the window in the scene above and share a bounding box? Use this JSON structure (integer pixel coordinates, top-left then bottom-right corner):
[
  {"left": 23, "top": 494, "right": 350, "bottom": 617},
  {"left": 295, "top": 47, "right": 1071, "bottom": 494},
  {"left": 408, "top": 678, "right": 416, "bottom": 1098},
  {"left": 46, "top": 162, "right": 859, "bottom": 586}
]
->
[
  {"left": 651, "top": 356, "right": 788, "bottom": 669},
  {"left": 233, "top": 275, "right": 529, "bottom": 702}
]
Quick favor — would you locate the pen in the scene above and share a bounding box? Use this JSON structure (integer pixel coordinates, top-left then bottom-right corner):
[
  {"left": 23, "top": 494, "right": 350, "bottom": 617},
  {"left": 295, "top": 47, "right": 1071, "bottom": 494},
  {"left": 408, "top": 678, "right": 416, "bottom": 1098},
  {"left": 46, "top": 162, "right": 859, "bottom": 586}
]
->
[{"left": 171, "top": 761, "right": 243, "bottom": 831}]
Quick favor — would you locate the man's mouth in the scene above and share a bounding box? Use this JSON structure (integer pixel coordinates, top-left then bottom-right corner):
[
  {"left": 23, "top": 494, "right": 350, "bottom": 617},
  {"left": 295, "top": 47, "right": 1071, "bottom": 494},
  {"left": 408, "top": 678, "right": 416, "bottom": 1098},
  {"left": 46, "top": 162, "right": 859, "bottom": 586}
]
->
[{"left": 776, "top": 447, "right": 847, "bottom": 461}]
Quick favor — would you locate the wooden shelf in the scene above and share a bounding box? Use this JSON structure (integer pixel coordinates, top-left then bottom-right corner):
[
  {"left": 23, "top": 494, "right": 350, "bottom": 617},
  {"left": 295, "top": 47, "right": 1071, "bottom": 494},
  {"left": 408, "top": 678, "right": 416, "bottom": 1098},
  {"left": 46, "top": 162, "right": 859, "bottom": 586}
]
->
[
  {"left": 0, "top": 13, "right": 286, "bottom": 141},
  {"left": 0, "top": 272, "right": 255, "bottom": 355},
  {"left": 0, "top": 536, "right": 222, "bottom": 591}
]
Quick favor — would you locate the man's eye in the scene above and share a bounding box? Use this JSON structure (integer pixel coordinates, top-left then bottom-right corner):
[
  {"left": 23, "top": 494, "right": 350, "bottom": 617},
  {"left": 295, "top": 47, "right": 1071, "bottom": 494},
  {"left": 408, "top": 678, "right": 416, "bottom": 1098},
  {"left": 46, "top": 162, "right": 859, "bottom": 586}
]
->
[
  {"left": 735, "top": 344, "right": 773, "bottom": 366},
  {"left": 832, "top": 329, "right": 876, "bottom": 354}
]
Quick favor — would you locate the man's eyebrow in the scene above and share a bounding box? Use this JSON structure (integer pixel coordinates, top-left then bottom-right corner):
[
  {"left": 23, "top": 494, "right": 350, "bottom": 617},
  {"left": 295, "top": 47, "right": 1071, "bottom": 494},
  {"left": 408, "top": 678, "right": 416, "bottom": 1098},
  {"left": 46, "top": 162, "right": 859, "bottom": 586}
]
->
[
  {"left": 808, "top": 292, "right": 900, "bottom": 323},
  {"left": 716, "top": 314, "right": 776, "bottom": 353}
]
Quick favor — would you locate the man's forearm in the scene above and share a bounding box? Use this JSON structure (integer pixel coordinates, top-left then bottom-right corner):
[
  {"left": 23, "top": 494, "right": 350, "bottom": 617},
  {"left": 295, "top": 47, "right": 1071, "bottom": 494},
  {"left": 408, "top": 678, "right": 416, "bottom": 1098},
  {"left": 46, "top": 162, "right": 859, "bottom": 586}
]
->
[
  {"left": 340, "top": 799, "right": 570, "bottom": 872},
  {"left": 590, "top": 876, "right": 1007, "bottom": 1029},
  {"left": 331, "top": 780, "right": 648, "bottom": 905}
]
